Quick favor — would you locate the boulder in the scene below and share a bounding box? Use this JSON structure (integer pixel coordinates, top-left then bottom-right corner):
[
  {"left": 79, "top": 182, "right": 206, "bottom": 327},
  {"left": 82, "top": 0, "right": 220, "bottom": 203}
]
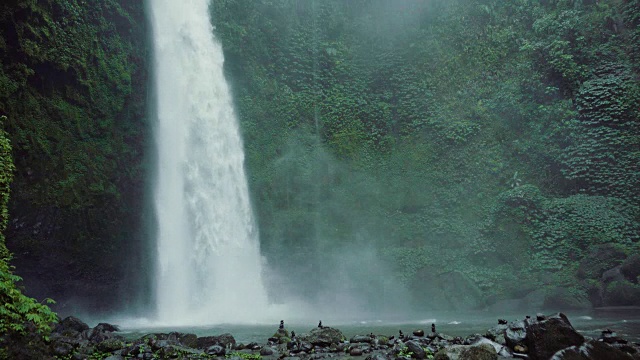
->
[
  {"left": 197, "top": 333, "right": 237, "bottom": 349},
  {"left": 524, "top": 313, "right": 584, "bottom": 360},
  {"left": 433, "top": 343, "right": 497, "bottom": 360},
  {"left": 504, "top": 320, "right": 526, "bottom": 348},
  {"left": 350, "top": 347, "right": 364, "bottom": 356},
  {"left": 207, "top": 345, "right": 226, "bottom": 356},
  {"left": 485, "top": 323, "right": 507, "bottom": 345},
  {"left": 260, "top": 346, "right": 274, "bottom": 356},
  {"left": 351, "top": 335, "right": 373, "bottom": 343},
  {"left": 550, "top": 339, "right": 634, "bottom": 360},
  {"left": 56, "top": 316, "right": 90, "bottom": 335},
  {"left": 89, "top": 323, "right": 121, "bottom": 343},
  {"left": 405, "top": 340, "right": 426, "bottom": 359},
  {"left": 298, "top": 327, "right": 344, "bottom": 346}
]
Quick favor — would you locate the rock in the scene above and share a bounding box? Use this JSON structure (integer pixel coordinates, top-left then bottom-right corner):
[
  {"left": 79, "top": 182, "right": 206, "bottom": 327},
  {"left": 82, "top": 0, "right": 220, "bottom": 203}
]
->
[
  {"left": 413, "top": 330, "right": 425, "bottom": 337},
  {"left": 89, "top": 323, "right": 121, "bottom": 343},
  {"left": 197, "top": 333, "right": 237, "bottom": 349},
  {"left": 52, "top": 341, "right": 75, "bottom": 357},
  {"left": 472, "top": 337, "right": 512, "bottom": 358},
  {"left": 460, "top": 343, "right": 497, "bottom": 360},
  {"left": 206, "top": 344, "right": 227, "bottom": 356},
  {"left": 56, "top": 316, "right": 90, "bottom": 335},
  {"left": 96, "top": 338, "right": 125, "bottom": 352},
  {"left": 405, "top": 340, "right": 426, "bottom": 359},
  {"left": 366, "top": 354, "right": 389, "bottom": 360},
  {"left": 351, "top": 335, "right": 373, "bottom": 343},
  {"left": 299, "top": 341, "right": 313, "bottom": 353},
  {"left": 485, "top": 324, "right": 507, "bottom": 345},
  {"left": 434, "top": 343, "right": 497, "bottom": 360},
  {"left": 504, "top": 320, "right": 526, "bottom": 348},
  {"left": 550, "top": 339, "right": 634, "bottom": 359},
  {"left": 524, "top": 313, "right": 584, "bottom": 360},
  {"left": 350, "top": 347, "right": 364, "bottom": 356},
  {"left": 299, "top": 327, "right": 344, "bottom": 346},
  {"left": 260, "top": 346, "right": 275, "bottom": 356},
  {"left": 104, "top": 355, "right": 124, "bottom": 360}
]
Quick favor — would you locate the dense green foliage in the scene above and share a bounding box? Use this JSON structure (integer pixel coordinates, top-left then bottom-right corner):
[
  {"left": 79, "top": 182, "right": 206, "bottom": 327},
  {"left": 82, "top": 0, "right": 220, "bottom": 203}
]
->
[
  {"left": 212, "top": 0, "right": 640, "bottom": 307},
  {"left": 0, "top": 0, "right": 150, "bottom": 311},
  {"left": 0, "top": 116, "right": 57, "bottom": 360}
]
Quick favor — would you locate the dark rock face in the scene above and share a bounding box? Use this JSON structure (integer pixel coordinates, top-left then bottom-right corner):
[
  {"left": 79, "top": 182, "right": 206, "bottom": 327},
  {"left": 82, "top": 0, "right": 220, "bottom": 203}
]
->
[
  {"left": 525, "top": 313, "right": 585, "bottom": 360},
  {"left": 459, "top": 343, "right": 497, "bottom": 360}
]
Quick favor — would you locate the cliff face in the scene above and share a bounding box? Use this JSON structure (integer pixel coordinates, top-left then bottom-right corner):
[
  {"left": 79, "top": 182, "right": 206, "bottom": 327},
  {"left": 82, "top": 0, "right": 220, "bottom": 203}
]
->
[{"left": 0, "top": 1, "right": 151, "bottom": 314}]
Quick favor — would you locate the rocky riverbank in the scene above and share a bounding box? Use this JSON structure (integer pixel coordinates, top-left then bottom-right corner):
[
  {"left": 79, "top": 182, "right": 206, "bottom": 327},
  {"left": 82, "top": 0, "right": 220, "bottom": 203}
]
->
[{"left": 15, "top": 313, "right": 640, "bottom": 360}]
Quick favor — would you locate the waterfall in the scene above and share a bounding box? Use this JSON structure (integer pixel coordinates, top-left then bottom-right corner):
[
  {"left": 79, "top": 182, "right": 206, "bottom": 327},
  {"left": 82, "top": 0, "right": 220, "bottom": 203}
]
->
[{"left": 148, "top": 0, "right": 270, "bottom": 325}]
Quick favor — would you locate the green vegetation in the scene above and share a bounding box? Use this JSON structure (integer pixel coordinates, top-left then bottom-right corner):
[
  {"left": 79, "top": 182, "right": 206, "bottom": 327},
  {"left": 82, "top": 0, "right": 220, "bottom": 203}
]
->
[
  {"left": 0, "top": 116, "right": 57, "bottom": 360},
  {"left": 0, "top": 0, "right": 639, "bottom": 314},
  {"left": 0, "top": 0, "right": 150, "bottom": 309},
  {"left": 212, "top": 0, "right": 640, "bottom": 306}
]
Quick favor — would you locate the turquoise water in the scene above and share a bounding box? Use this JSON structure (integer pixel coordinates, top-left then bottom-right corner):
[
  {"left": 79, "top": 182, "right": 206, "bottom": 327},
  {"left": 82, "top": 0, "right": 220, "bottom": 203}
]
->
[{"left": 116, "top": 308, "right": 640, "bottom": 344}]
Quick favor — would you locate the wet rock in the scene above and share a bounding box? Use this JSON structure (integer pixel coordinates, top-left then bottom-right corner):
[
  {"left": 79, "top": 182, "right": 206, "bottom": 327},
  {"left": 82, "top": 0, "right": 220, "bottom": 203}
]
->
[
  {"left": 485, "top": 324, "right": 507, "bottom": 345},
  {"left": 260, "top": 346, "right": 275, "bottom": 356},
  {"left": 350, "top": 347, "right": 364, "bottom": 356},
  {"left": 351, "top": 335, "right": 373, "bottom": 343},
  {"left": 504, "top": 320, "right": 526, "bottom": 348},
  {"left": 56, "top": 316, "right": 90, "bottom": 335},
  {"left": 95, "top": 338, "right": 125, "bottom": 352},
  {"left": 206, "top": 344, "right": 226, "bottom": 356},
  {"left": 366, "top": 354, "right": 390, "bottom": 360},
  {"left": 300, "top": 341, "right": 314, "bottom": 353},
  {"left": 299, "top": 327, "right": 344, "bottom": 346},
  {"left": 413, "top": 330, "right": 425, "bottom": 337},
  {"left": 434, "top": 343, "right": 498, "bottom": 360},
  {"left": 52, "top": 342, "right": 75, "bottom": 357},
  {"left": 524, "top": 313, "right": 584, "bottom": 360},
  {"left": 89, "top": 323, "right": 120, "bottom": 343},
  {"left": 197, "top": 333, "right": 237, "bottom": 349},
  {"left": 472, "top": 337, "right": 512, "bottom": 358},
  {"left": 405, "top": 340, "right": 426, "bottom": 359},
  {"left": 104, "top": 355, "right": 124, "bottom": 360},
  {"left": 550, "top": 339, "right": 634, "bottom": 360}
]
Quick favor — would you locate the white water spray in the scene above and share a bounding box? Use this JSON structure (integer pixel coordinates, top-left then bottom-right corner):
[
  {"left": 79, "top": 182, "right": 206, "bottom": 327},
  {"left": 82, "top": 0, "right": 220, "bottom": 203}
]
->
[{"left": 149, "top": 0, "right": 270, "bottom": 325}]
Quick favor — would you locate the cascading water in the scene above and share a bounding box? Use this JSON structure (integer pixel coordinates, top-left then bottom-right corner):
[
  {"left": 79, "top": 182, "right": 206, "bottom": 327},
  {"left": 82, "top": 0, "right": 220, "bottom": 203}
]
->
[{"left": 149, "top": 0, "right": 270, "bottom": 325}]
